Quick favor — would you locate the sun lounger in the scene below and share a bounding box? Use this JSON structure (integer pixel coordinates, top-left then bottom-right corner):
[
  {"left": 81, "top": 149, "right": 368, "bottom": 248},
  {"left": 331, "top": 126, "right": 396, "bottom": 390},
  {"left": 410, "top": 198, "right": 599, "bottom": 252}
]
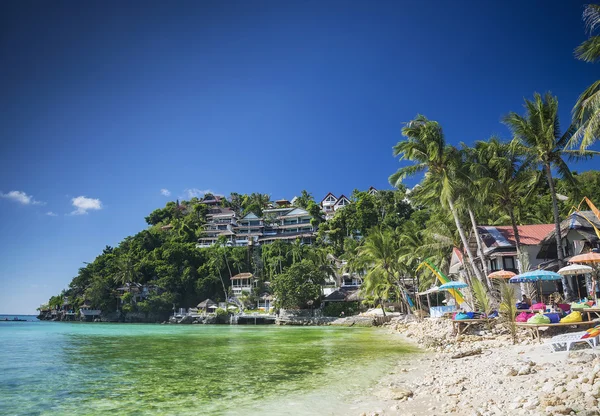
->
[{"left": 548, "top": 331, "right": 599, "bottom": 351}]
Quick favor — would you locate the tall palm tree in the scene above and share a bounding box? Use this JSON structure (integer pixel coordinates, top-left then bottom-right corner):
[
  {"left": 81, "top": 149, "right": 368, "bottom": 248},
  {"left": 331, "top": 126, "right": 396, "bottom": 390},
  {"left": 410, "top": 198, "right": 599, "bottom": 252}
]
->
[
  {"left": 503, "top": 93, "right": 592, "bottom": 300},
  {"left": 358, "top": 227, "right": 409, "bottom": 313},
  {"left": 390, "top": 115, "right": 488, "bottom": 288},
  {"left": 113, "top": 255, "right": 140, "bottom": 285},
  {"left": 571, "top": 4, "right": 600, "bottom": 149},
  {"left": 470, "top": 138, "right": 534, "bottom": 273}
]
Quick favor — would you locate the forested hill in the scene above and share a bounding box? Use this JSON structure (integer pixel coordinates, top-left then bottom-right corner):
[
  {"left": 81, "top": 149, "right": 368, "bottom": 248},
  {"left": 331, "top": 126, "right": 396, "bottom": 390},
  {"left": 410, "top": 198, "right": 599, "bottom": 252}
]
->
[{"left": 41, "top": 168, "right": 600, "bottom": 318}]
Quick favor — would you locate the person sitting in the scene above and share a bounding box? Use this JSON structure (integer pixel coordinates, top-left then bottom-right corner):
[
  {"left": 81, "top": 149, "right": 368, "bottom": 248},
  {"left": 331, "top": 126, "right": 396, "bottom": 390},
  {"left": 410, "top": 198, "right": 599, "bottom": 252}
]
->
[{"left": 517, "top": 294, "right": 532, "bottom": 309}]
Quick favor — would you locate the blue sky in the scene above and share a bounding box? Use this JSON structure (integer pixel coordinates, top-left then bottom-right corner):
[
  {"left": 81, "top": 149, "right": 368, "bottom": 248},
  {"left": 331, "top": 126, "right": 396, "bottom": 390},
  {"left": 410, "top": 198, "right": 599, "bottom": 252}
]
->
[{"left": 0, "top": 0, "right": 598, "bottom": 314}]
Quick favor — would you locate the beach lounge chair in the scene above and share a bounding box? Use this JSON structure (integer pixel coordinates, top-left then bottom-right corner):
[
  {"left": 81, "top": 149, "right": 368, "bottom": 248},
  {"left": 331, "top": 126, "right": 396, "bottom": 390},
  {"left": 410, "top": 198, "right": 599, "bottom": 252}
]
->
[{"left": 548, "top": 331, "right": 599, "bottom": 352}]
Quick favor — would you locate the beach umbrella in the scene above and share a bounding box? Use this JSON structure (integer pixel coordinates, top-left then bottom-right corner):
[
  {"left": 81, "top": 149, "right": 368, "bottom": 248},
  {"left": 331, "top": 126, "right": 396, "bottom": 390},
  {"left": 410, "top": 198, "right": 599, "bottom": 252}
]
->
[
  {"left": 558, "top": 264, "right": 594, "bottom": 275},
  {"left": 508, "top": 270, "right": 562, "bottom": 283},
  {"left": 488, "top": 270, "right": 517, "bottom": 279},
  {"left": 570, "top": 252, "right": 600, "bottom": 264},
  {"left": 439, "top": 281, "right": 468, "bottom": 290}
]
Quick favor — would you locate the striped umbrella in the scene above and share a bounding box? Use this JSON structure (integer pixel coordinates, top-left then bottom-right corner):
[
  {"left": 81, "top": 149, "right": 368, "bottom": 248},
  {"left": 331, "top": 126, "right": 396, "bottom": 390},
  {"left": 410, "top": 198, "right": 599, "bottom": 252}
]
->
[{"left": 488, "top": 269, "right": 517, "bottom": 279}]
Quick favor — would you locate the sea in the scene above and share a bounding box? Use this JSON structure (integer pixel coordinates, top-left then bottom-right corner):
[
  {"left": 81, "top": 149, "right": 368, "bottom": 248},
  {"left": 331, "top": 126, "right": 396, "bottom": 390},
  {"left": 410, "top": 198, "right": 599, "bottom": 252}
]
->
[{"left": 0, "top": 320, "right": 414, "bottom": 415}]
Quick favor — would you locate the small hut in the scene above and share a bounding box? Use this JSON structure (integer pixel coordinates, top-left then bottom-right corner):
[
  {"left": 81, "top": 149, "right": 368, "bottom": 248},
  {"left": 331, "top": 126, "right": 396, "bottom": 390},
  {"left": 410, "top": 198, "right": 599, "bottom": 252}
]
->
[{"left": 197, "top": 299, "right": 217, "bottom": 313}]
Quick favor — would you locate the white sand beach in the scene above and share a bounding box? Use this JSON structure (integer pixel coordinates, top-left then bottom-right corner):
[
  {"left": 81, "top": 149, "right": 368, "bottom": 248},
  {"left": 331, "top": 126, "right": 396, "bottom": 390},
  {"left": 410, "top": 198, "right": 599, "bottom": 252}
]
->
[{"left": 356, "top": 318, "right": 600, "bottom": 416}]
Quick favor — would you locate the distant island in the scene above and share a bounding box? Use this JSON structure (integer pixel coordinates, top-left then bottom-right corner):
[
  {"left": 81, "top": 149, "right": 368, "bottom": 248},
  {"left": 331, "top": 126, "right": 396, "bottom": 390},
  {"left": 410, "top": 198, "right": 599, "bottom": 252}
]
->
[{"left": 38, "top": 110, "right": 600, "bottom": 324}]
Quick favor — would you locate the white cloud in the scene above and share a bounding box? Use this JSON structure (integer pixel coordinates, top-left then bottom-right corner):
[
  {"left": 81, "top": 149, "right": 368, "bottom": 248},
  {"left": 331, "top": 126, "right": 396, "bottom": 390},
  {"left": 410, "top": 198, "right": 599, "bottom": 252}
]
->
[
  {"left": 0, "top": 190, "right": 44, "bottom": 205},
  {"left": 160, "top": 188, "right": 171, "bottom": 196},
  {"left": 46, "top": 211, "right": 58, "bottom": 217},
  {"left": 184, "top": 188, "right": 214, "bottom": 199},
  {"left": 70, "top": 196, "right": 102, "bottom": 215}
]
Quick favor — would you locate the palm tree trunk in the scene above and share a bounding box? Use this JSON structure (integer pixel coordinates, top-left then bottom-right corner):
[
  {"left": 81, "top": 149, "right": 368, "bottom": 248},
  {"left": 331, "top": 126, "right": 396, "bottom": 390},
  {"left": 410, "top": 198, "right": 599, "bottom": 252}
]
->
[
  {"left": 447, "top": 198, "right": 488, "bottom": 290},
  {"left": 508, "top": 207, "right": 537, "bottom": 300},
  {"left": 545, "top": 164, "right": 573, "bottom": 300},
  {"left": 468, "top": 208, "right": 491, "bottom": 286}
]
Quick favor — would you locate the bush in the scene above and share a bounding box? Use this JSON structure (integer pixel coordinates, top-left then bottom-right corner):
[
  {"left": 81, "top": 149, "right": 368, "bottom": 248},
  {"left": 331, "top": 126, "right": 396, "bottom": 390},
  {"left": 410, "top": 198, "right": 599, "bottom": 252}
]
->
[{"left": 323, "top": 302, "right": 359, "bottom": 317}]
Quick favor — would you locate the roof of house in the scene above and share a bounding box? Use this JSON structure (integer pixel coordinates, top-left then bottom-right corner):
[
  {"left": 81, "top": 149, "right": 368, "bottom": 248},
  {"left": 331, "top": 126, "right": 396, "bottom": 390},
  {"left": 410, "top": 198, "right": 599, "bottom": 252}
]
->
[
  {"left": 494, "top": 224, "right": 555, "bottom": 246},
  {"left": 280, "top": 208, "right": 310, "bottom": 217},
  {"left": 334, "top": 194, "right": 350, "bottom": 206},
  {"left": 240, "top": 212, "right": 260, "bottom": 220},
  {"left": 478, "top": 224, "right": 554, "bottom": 248},
  {"left": 320, "top": 192, "right": 338, "bottom": 204},
  {"left": 197, "top": 299, "right": 217, "bottom": 308},
  {"left": 231, "top": 273, "right": 254, "bottom": 280}
]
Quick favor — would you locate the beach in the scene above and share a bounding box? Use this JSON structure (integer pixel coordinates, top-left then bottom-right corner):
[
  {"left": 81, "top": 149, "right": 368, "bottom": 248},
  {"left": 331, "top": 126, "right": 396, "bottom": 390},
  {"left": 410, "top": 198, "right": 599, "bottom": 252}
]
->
[{"left": 356, "top": 318, "right": 600, "bottom": 416}]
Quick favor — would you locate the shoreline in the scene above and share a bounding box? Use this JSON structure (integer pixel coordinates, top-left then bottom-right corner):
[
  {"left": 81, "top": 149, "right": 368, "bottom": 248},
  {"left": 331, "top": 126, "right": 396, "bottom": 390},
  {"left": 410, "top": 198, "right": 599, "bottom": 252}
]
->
[{"left": 354, "top": 318, "right": 600, "bottom": 416}]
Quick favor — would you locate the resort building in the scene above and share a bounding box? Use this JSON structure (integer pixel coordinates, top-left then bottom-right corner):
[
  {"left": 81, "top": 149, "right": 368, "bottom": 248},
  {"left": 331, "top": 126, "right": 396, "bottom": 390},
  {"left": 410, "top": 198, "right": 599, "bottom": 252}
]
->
[
  {"left": 537, "top": 211, "right": 600, "bottom": 266},
  {"left": 231, "top": 273, "right": 256, "bottom": 296},
  {"left": 450, "top": 224, "right": 555, "bottom": 276},
  {"left": 321, "top": 193, "right": 338, "bottom": 221},
  {"left": 333, "top": 194, "right": 351, "bottom": 213},
  {"left": 320, "top": 188, "right": 377, "bottom": 221},
  {"left": 197, "top": 207, "right": 237, "bottom": 248},
  {"left": 259, "top": 207, "right": 315, "bottom": 244},
  {"left": 196, "top": 196, "right": 318, "bottom": 248}
]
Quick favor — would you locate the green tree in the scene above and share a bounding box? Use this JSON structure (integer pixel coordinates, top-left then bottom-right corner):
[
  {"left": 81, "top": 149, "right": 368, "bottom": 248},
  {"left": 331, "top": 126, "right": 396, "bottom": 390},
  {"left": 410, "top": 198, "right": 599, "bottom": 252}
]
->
[
  {"left": 113, "top": 255, "right": 141, "bottom": 286},
  {"left": 503, "top": 93, "right": 593, "bottom": 299},
  {"left": 271, "top": 260, "right": 325, "bottom": 309},
  {"left": 390, "top": 115, "right": 488, "bottom": 288},
  {"left": 572, "top": 4, "right": 600, "bottom": 150},
  {"left": 294, "top": 190, "right": 314, "bottom": 209}
]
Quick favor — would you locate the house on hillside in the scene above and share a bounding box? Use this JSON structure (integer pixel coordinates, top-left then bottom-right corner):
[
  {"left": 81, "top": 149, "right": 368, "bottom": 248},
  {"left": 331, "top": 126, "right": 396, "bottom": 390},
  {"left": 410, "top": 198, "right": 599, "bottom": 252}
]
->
[
  {"left": 234, "top": 212, "right": 264, "bottom": 246},
  {"left": 231, "top": 273, "right": 256, "bottom": 296},
  {"left": 321, "top": 193, "right": 338, "bottom": 220},
  {"left": 450, "top": 224, "right": 554, "bottom": 275},
  {"left": 333, "top": 195, "right": 351, "bottom": 213},
  {"left": 259, "top": 207, "right": 316, "bottom": 244},
  {"left": 537, "top": 211, "right": 600, "bottom": 267}
]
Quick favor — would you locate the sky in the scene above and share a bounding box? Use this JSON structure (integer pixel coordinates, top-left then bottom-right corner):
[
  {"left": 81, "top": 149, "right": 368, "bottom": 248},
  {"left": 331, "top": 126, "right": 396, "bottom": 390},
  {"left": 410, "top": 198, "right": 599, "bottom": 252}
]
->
[{"left": 0, "top": 0, "right": 598, "bottom": 314}]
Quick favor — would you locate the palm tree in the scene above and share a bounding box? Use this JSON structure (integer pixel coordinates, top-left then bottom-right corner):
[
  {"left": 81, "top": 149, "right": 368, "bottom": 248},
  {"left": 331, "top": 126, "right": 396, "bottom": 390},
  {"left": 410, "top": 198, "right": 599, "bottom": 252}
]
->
[
  {"left": 503, "top": 93, "right": 592, "bottom": 300},
  {"left": 289, "top": 238, "right": 305, "bottom": 264},
  {"left": 470, "top": 138, "right": 534, "bottom": 273},
  {"left": 571, "top": 4, "right": 600, "bottom": 150},
  {"left": 390, "top": 115, "right": 488, "bottom": 288},
  {"left": 358, "top": 227, "right": 408, "bottom": 313},
  {"left": 113, "top": 255, "right": 140, "bottom": 285}
]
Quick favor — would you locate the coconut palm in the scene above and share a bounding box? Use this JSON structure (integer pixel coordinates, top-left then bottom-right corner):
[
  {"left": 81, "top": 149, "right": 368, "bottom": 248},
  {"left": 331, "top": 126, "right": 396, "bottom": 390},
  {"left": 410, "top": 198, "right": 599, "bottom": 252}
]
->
[
  {"left": 113, "top": 255, "right": 140, "bottom": 286},
  {"left": 469, "top": 138, "right": 534, "bottom": 272},
  {"left": 503, "top": 93, "right": 593, "bottom": 299},
  {"left": 358, "top": 226, "right": 410, "bottom": 313},
  {"left": 390, "top": 115, "right": 488, "bottom": 288},
  {"left": 571, "top": 4, "right": 600, "bottom": 149}
]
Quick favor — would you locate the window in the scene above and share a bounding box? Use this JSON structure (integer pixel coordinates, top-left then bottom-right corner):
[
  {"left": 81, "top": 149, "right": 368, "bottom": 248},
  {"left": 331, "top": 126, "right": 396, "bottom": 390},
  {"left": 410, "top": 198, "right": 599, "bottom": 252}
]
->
[
  {"left": 490, "top": 258, "right": 498, "bottom": 271},
  {"left": 504, "top": 257, "right": 515, "bottom": 270}
]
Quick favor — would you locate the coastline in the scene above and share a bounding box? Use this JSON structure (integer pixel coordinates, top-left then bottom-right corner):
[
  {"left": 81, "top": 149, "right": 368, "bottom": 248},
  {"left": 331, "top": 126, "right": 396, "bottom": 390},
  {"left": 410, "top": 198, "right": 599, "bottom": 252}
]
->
[{"left": 356, "top": 318, "right": 600, "bottom": 416}]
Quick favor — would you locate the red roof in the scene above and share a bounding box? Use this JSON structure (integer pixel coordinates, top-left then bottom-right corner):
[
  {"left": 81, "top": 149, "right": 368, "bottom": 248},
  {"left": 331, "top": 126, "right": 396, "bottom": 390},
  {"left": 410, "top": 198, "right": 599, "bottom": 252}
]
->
[{"left": 493, "top": 224, "right": 554, "bottom": 246}]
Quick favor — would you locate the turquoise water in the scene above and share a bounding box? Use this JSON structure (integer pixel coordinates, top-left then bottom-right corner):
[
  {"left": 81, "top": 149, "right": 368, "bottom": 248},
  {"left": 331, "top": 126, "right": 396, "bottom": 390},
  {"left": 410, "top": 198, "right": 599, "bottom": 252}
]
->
[{"left": 0, "top": 322, "right": 413, "bottom": 415}]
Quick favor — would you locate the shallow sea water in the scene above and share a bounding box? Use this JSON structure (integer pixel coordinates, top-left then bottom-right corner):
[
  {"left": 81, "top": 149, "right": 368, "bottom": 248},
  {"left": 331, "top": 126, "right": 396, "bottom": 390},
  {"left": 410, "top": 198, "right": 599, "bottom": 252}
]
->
[{"left": 0, "top": 322, "right": 414, "bottom": 415}]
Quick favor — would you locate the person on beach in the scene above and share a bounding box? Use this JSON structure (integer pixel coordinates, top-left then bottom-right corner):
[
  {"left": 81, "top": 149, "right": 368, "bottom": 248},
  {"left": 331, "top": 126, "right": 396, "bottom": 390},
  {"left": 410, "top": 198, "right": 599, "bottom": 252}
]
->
[
  {"left": 592, "top": 278, "right": 600, "bottom": 303},
  {"left": 521, "top": 294, "right": 532, "bottom": 308}
]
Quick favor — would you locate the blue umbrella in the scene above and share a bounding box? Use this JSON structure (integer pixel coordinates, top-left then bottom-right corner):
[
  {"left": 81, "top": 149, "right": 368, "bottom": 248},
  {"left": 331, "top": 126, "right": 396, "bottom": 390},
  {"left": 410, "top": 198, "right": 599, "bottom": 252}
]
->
[
  {"left": 508, "top": 270, "right": 562, "bottom": 284},
  {"left": 439, "top": 281, "right": 468, "bottom": 290}
]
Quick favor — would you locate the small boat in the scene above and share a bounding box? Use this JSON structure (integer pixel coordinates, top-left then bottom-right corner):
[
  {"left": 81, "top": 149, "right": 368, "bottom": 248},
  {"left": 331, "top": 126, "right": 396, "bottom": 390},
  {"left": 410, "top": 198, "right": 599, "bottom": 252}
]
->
[{"left": 2, "top": 317, "right": 27, "bottom": 322}]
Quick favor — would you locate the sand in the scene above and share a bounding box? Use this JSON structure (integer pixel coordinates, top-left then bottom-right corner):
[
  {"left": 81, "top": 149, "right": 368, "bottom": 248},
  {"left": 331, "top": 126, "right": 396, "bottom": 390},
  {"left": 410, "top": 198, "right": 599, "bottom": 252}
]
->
[{"left": 356, "top": 317, "right": 600, "bottom": 416}]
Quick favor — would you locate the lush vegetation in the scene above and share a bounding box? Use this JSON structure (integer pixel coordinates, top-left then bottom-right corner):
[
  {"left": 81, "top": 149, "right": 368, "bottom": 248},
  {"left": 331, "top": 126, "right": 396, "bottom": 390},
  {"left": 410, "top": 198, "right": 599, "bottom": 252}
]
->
[{"left": 44, "top": 5, "right": 600, "bottom": 316}]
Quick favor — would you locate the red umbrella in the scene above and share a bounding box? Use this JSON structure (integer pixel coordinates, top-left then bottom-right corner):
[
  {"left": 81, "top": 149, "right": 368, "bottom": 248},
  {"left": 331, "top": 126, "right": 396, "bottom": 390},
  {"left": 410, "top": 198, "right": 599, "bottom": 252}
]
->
[{"left": 488, "top": 269, "right": 517, "bottom": 279}]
